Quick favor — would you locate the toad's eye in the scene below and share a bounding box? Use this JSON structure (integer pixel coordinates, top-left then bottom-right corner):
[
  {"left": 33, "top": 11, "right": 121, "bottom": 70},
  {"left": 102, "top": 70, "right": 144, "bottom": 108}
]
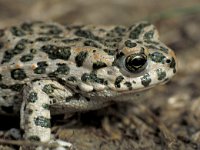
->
[{"left": 125, "top": 54, "right": 147, "bottom": 73}]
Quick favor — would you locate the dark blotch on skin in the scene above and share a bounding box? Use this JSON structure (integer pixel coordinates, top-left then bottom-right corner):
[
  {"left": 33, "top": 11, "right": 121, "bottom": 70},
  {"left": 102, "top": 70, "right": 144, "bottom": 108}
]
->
[
  {"left": 141, "top": 73, "right": 151, "bottom": 87},
  {"left": 116, "top": 52, "right": 125, "bottom": 59},
  {"left": 28, "top": 92, "right": 38, "bottom": 103},
  {"left": 48, "top": 63, "right": 70, "bottom": 77},
  {"left": 20, "top": 54, "right": 34, "bottom": 62},
  {"left": 56, "top": 63, "right": 70, "bottom": 74},
  {"left": 21, "top": 22, "right": 33, "bottom": 32},
  {"left": 27, "top": 108, "right": 33, "bottom": 115},
  {"left": 0, "top": 83, "right": 8, "bottom": 89},
  {"left": 1, "top": 39, "right": 31, "bottom": 64},
  {"left": 40, "top": 24, "right": 62, "bottom": 35},
  {"left": 34, "top": 61, "right": 48, "bottom": 74},
  {"left": 93, "top": 61, "right": 107, "bottom": 70},
  {"left": 28, "top": 136, "right": 41, "bottom": 141},
  {"left": 115, "top": 76, "right": 124, "bottom": 88},
  {"left": 144, "top": 30, "right": 154, "bottom": 40},
  {"left": 81, "top": 72, "right": 108, "bottom": 85},
  {"left": 67, "top": 76, "right": 77, "bottom": 83},
  {"left": 84, "top": 40, "right": 101, "bottom": 48},
  {"left": 75, "top": 51, "right": 88, "bottom": 67},
  {"left": 103, "top": 49, "right": 115, "bottom": 55},
  {"left": 10, "top": 26, "right": 25, "bottom": 36},
  {"left": 30, "top": 49, "right": 37, "bottom": 54},
  {"left": 170, "top": 57, "right": 176, "bottom": 73},
  {"left": 114, "top": 26, "right": 126, "bottom": 36},
  {"left": 149, "top": 52, "right": 166, "bottom": 63},
  {"left": 124, "top": 82, "right": 132, "bottom": 90},
  {"left": 36, "top": 37, "right": 51, "bottom": 42},
  {"left": 11, "top": 69, "right": 27, "bottom": 80},
  {"left": 75, "top": 29, "right": 100, "bottom": 41},
  {"left": 106, "top": 27, "right": 126, "bottom": 37},
  {"left": 10, "top": 84, "right": 24, "bottom": 92},
  {"left": 129, "top": 22, "right": 150, "bottom": 39},
  {"left": 41, "top": 45, "right": 71, "bottom": 60},
  {"left": 125, "top": 40, "right": 137, "bottom": 48},
  {"left": 34, "top": 116, "right": 51, "bottom": 128},
  {"left": 159, "top": 46, "right": 168, "bottom": 54},
  {"left": 62, "top": 38, "right": 82, "bottom": 44},
  {"left": 156, "top": 68, "right": 166, "bottom": 80},
  {"left": 42, "top": 104, "right": 50, "bottom": 110},
  {"left": 144, "top": 40, "right": 159, "bottom": 45}
]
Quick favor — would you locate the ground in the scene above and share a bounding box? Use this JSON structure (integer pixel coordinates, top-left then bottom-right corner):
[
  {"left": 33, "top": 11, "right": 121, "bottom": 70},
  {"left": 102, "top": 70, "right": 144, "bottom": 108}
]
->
[{"left": 0, "top": 0, "right": 200, "bottom": 150}]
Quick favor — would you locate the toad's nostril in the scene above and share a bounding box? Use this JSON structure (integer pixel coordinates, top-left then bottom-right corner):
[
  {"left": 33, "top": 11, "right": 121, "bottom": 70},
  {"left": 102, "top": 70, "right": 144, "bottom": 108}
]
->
[{"left": 166, "top": 59, "right": 171, "bottom": 64}]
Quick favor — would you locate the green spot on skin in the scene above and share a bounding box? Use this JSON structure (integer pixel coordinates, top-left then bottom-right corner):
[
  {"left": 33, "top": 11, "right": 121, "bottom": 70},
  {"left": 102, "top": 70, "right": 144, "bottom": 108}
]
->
[
  {"left": 15, "top": 43, "right": 25, "bottom": 51},
  {"left": 40, "top": 24, "right": 63, "bottom": 35},
  {"left": 114, "top": 26, "right": 126, "bottom": 36},
  {"left": 34, "top": 116, "right": 51, "bottom": 128},
  {"left": 75, "top": 29, "right": 100, "bottom": 40},
  {"left": 48, "top": 63, "right": 70, "bottom": 77},
  {"left": 81, "top": 72, "right": 108, "bottom": 85},
  {"left": 156, "top": 68, "right": 166, "bottom": 80},
  {"left": 149, "top": 52, "right": 166, "bottom": 63},
  {"left": 144, "top": 30, "right": 154, "bottom": 40},
  {"left": 141, "top": 73, "right": 151, "bottom": 87},
  {"left": 42, "top": 104, "right": 50, "bottom": 110},
  {"left": 129, "top": 22, "right": 150, "bottom": 39},
  {"left": 30, "top": 49, "right": 37, "bottom": 54},
  {"left": 28, "top": 92, "right": 38, "bottom": 103},
  {"left": 11, "top": 69, "right": 27, "bottom": 80},
  {"left": 1, "top": 39, "right": 31, "bottom": 64},
  {"left": 115, "top": 76, "right": 124, "bottom": 88},
  {"left": 42, "top": 84, "right": 55, "bottom": 94},
  {"left": 10, "top": 26, "right": 25, "bottom": 36},
  {"left": 124, "top": 40, "right": 137, "bottom": 48},
  {"left": 34, "top": 61, "right": 48, "bottom": 74},
  {"left": 20, "top": 54, "right": 34, "bottom": 62},
  {"left": 159, "top": 46, "right": 168, "bottom": 54},
  {"left": 56, "top": 63, "right": 70, "bottom": 74},
  {"left": 41, "top": 45, "right": 71, "bottom": 60}
]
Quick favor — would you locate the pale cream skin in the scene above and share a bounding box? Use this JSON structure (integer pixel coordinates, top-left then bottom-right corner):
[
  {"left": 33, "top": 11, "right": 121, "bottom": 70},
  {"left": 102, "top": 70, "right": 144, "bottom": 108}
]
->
[{"left": 0, "top": 21, "right": 177, "bottom": 149}]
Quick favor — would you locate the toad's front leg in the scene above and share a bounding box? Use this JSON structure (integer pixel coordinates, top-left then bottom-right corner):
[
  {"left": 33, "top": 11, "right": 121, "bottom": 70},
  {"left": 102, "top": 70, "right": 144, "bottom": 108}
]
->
[{"left": 20, "top": 80, "right": 73, "bottom": 150}]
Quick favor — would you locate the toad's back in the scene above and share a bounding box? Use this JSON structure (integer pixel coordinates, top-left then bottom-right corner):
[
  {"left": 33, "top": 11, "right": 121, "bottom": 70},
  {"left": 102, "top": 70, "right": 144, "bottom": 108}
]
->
[
  {"left": 0, "top": 22, "right": 118, "bottom": 85},
  {"left": 0, "top": 21, "right": 177, "bottom": 115}
]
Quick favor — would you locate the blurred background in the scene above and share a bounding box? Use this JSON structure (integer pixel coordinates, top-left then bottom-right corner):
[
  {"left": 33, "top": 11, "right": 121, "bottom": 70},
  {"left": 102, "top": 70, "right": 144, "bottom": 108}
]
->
[{"left": 0, "top": 0, "right": 200, "bottom": 150}]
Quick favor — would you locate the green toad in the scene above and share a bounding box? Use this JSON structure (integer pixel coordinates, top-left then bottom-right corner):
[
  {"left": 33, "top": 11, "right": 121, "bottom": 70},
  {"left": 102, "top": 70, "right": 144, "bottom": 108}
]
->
[{"left": 0, "top": 21, "right": 177, "bottom": 149}]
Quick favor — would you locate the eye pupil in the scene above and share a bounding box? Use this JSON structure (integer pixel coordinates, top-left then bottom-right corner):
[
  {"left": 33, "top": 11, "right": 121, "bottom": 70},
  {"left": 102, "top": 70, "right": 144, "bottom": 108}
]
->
[
  {"left": 131, "top": 56, "right": 146, "bottom": 67},
  {"left": 125, "top": 54, "right": 147, "bottom": 73}
]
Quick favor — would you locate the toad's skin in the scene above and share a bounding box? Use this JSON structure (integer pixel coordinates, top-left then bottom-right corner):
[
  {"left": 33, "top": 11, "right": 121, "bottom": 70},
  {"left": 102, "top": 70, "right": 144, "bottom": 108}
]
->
[{"left": 0, "top": 21, "right": 177, "bottom": 149}]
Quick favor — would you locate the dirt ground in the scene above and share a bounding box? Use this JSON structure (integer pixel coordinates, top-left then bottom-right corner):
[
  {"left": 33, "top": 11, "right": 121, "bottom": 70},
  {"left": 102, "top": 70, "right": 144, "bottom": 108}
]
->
[{"left": 0, "top": 0, "right": 200, "bottom": 150}]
